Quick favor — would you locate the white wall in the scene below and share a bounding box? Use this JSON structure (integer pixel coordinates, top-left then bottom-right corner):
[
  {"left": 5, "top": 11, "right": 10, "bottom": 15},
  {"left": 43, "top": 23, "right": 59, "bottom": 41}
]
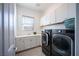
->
[{"left": 16, "top": 5, "right": 42, "bottom": 36}]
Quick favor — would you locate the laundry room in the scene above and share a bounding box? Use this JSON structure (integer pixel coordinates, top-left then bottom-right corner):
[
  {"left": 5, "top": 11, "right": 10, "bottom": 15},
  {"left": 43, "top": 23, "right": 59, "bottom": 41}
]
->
[
  {"left": 14, "top": 3, "right": 76, "bottom": 56},
  {"left": 0, "top": 3, "right": 77, "bottom": 56}
]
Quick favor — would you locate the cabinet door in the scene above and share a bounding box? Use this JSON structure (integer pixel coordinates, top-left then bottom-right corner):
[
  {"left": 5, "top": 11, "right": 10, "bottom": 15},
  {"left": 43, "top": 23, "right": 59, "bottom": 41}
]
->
[
  {"left": 24, "top": 37, "right": 30, "bottom": 50},
  {"left": 16, "top": 38, "right": 25, "bottom": 51},
  {"left": 15, "top": 38, "right": 21, "bottom": 51},
  {"left": 30, "top": 37, "right": 36, "bottom": 48},
  {"left": 55, "top": 4, "right": 68, "bottom": 23},
  {"left": 27, "top": 37, "right": 32, "bottom": 48},
  {"left": 45, "top": 16, "right": 50, "bottom": 25},
  {"left": 40, "top": 16, "right": 45, "bottom": 26},
  {"left": 67, "top": 3, "right": 76, "bottom": 19},
  {"left": 40, "top": 16, "right": 50, "bottom": 26},
  {"left": 35, "top": 36, "right": 38, "bottom": 46},
  {"left": 19, "top": 38, "right": 25, "bottom": 51},
  {"left": 39, "top": 36, "right": 42, "bottom": 45},
  {"left": 50, "top": 11, "right": 56, "bottom": 24},
  {"left": 36, "top": 36, "right": 41, "bottom": 46},
  {"left": 33, "top": 37, "right": 37, "bottom": 47}
]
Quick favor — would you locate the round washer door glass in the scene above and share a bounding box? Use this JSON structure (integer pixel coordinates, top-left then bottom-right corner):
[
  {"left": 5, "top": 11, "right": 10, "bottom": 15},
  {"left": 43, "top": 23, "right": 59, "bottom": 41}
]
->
[
  {"left": 42, "top": 32, "right": 49, "bottom": 46},
  {"left": 52, "top": 34, "right": 73, "bottom": 56}
]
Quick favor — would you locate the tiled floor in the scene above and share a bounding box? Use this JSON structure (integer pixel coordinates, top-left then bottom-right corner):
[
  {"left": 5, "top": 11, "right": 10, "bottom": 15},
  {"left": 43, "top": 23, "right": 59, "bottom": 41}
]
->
[{"left": 16, "top": 47, "right": 45, "bottom": 56}]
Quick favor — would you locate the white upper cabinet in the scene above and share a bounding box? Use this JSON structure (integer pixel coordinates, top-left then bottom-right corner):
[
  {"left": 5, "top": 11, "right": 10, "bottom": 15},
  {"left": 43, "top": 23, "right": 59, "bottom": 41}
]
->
[
  {"left": 67, "top": 3, "right": 76, "bottom": 19},
  {"left": 40, "top": 12, "right": 55, "bottom": 26},
  {"left": 55, "top": 4, "right": 68, "bottom": 23},
  {"left": 40, "top": 15, "right": 50, "bottom": 26},
  {"left": 40, "top": 3, "right": 76, "bottom": 26},
  {"left": 50, "top": 11, "right": 56, "bottom": 24},
  {"left": 55, "top": 3, "right": 76, "bottom": 23},
  {"left": 40, "top": 16, "right": 45, "bottom": 26}
]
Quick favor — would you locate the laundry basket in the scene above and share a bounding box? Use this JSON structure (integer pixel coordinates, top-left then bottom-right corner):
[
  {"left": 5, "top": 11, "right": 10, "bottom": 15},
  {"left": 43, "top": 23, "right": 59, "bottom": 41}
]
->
[{"left": 64, "top": 18, "right": 75, "bottom": 29}]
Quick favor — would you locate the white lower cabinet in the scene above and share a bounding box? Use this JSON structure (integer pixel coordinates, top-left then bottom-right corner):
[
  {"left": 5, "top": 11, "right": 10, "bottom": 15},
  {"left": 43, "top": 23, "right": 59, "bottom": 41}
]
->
[
  {"left": 30, "top": 37, "right": 35, "bottom": 48},
  {"left": 36, "top": 36, "right": 41, "bottom": 46},
  {"left": 32, "top": 38, "right": 37, "bottom": 47},
  {"left": 16, "top": 38, "right": 25, "bottom": 51},
  {"left": 15, "top": 38, "right": 20, "bottom": 51},
  {"left": 20, "top": 38, "right": 25, "bottom": 51},
  {"left": 24, "top": 37, "right": 30, "bottom": 50},
  {"left": 16, "top": 35, "right": 41, "bottom": 52}
]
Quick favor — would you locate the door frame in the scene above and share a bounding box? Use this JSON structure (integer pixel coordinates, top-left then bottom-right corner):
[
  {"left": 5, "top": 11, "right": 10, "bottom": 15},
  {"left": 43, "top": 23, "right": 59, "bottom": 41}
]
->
[
  {"left": 2, "top": 3, "right": 16, "bottom": 56},
  {"left": 0, "top": 3, "right": 3, "bottom": 56}
]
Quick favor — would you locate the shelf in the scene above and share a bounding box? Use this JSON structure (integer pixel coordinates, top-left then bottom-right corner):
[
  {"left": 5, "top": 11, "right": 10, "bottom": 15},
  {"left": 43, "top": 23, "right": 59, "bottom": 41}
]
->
[{"left": 40, "top": 21, "right": 64, "bottom": 27}]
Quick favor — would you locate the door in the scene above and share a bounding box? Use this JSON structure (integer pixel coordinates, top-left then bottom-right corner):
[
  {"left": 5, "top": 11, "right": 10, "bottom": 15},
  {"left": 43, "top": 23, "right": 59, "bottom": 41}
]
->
[
  {"left": 3, "top": 3, "right": 15, "bottom": 56},
  {"left": 42, "top": 32, "right": 49, "bottom": 46},
  {"left": 0, "top": 4, "right": 3, "bottom": 56},
  {"left": 52, "top": 34, "right": 73, "bottom": 56}
]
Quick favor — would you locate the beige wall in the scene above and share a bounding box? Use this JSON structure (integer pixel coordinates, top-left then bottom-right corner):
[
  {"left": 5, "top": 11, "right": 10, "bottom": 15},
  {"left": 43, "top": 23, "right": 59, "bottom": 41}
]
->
[{"left": 16, "top": 5, "right": 42, "bottom": 36}]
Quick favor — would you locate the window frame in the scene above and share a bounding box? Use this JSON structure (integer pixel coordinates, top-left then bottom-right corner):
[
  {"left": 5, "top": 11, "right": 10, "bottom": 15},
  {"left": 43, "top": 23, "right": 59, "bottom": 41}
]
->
[{"left": 22, "top": 15, "right": 34, "bottom": 31}]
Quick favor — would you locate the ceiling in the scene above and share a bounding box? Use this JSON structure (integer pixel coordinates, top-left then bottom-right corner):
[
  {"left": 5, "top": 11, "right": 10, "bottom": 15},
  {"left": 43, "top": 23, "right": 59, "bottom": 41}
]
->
[{"left": 17, "top": 3, "right": 53, "bottom": 12}]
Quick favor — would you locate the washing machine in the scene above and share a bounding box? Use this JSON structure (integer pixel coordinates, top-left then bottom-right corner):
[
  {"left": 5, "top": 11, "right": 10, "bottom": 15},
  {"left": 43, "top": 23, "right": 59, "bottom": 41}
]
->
[
  {"left": 42, "top": 29, "right": 52, "bottom": 56},
  {"left": 51, "top": 29, "right": 75, "bottom": 56}
]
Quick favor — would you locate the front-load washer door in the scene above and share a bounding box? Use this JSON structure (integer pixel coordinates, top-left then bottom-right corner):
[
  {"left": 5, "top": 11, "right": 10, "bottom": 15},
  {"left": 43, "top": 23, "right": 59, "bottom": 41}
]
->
[
  {"left": 42, "top": 32, "right": 49, "bottom": 46},
  {"left": 52, "top": 34, "right": 73, "bottom": 56}
]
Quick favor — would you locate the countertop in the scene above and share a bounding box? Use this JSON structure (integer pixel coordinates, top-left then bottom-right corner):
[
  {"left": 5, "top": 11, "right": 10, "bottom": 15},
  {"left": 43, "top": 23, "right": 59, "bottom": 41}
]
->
[{"left": 16, "top": 34, "right": 41, "bottom": 38}]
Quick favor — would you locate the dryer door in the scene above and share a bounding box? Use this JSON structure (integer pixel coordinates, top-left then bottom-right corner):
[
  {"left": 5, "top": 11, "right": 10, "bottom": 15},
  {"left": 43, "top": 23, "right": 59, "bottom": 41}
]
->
[{"left": 52, "top": 34, "right": 73, "bottom": 56}]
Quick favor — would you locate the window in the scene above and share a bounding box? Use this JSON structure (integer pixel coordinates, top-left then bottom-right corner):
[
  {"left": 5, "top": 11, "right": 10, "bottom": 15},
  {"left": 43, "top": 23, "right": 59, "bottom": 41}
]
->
[{"left": 22, "top": 16, "right": 34, "bottom": 31}]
